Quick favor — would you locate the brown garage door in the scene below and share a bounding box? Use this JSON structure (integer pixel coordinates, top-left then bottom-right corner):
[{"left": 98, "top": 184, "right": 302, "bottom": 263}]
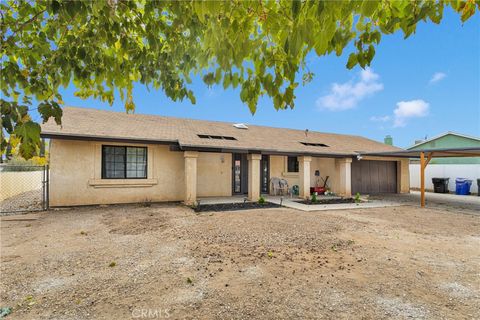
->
[{"left": 351, "top": 160, "right": 397, "bottom": 194}]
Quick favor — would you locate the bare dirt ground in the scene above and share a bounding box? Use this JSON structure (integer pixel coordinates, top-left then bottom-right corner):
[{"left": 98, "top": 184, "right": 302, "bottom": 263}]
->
[{"left": 1, "top": 204, "right": 479, "bottom": 319}]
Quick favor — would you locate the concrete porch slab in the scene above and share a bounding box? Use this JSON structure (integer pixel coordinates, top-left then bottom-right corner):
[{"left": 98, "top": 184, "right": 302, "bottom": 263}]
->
[
  {"left": 265, "top": 196, "right": 403, "bottom": 212},
  {"left": 198, "top": 196, "right": 249, "bottom": 205},
  {"left": 198, "top": 195, "right": 404, "bottom": 212}
]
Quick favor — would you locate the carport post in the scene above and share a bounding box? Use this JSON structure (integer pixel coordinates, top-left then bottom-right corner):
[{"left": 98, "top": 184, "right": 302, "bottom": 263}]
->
[
  {"left": 420, "top": 151, "right": 434, "bottom": 208},
  {"left": 420, "top": 152, "right": 425, "bottom": 208}
]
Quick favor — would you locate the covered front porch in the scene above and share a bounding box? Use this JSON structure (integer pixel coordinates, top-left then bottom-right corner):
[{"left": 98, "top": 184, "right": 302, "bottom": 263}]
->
[{"left": 182, "top": 151, "right": 354, "bottom": 205}]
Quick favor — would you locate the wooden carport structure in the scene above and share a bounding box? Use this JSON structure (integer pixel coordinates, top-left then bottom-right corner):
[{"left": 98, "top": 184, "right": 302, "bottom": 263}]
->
[{"left": 360, "top": 147, "right": 480, "bottom": 207}]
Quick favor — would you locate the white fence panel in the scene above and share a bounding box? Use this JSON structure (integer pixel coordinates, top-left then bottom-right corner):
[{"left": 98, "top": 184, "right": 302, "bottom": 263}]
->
[
  {"left": 0, "top": 171, "right": 44, "bottom": 201},
  {"left": 409, "top": 164, "right": 480, "bottom": 194}
]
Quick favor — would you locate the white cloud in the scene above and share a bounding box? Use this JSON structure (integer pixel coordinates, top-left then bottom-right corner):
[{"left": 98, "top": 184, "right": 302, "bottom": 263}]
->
[
  {"left": 316, "top": 68, "right": 384, "bottom": 111},
  {"left": 370, "top": 115, "right": 391, "bottom": 122},
  {"left": 393, "top": 99, "right": 429, "bottom": 127},
  {"left": 429, "top": 72, "right": 446, "bottom": 84},
  {"left": 204, "top": 88, "right": 219, "bottom": 98}
]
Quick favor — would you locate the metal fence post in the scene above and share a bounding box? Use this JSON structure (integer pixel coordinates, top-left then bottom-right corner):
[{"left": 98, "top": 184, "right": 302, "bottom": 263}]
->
[
  {"left": 42, "top": 165, "right": 46, "bottom": 210},
  {"left": 46, "top": 164, "right": 50, "bottom": 210}
]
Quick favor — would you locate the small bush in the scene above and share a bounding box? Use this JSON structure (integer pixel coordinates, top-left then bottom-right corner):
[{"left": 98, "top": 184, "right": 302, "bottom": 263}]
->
[
  {"left": 109, "top": 261, "right": 116, "bottom": 267},
  {"left": 354, "top": 192, "right": 361, "bottom": 203},
  {"left": 1, "top": 156, "right": 47, "bottom": 171},
  {"left": 258, "top": 196, "right": 266, "bottom": 204},
  {"left": 311, "top": 192, "right": 318, "bottom": 203}
]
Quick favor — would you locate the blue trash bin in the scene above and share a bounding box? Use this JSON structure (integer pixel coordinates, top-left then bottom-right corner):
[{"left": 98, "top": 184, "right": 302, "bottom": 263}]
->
[{"left": 455, "top": 178, "right": 472, "bottom": 195}]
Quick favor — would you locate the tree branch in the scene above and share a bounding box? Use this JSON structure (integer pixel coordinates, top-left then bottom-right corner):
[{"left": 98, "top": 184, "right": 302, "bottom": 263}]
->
[{"left": 13, "top": 8, "right": 46, "bottom": 34}]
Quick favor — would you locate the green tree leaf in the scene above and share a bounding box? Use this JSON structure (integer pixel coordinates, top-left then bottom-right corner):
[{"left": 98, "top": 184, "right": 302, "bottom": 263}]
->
[
  {"left": 13, "top": 121, "right": 41, "bottom": 159},
  {"left": 346, "top": 53, "right": 358, "bottom": 69}
]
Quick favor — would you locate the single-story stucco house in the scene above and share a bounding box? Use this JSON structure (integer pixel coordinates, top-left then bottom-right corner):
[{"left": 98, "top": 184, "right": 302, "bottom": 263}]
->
[{"left": 40, "top": 107, "right": 410, "bottom": 207}]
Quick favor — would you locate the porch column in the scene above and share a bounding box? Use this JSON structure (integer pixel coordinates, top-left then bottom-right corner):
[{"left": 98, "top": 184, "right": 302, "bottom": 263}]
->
[
  {"left": 336, "top": 158, "right": 352, "bottom": 197},
  {"left": 299, "top": 156, "right": 312, "bottom": 199},
  {"left": 398, "top": 159, "right": 410, "bottom": 193},
  {"left": 184, "top": 151, "right": 199, "bottom": 205},
  {"left": 247, "top": 154, "right": 262, "bottom": 201}
]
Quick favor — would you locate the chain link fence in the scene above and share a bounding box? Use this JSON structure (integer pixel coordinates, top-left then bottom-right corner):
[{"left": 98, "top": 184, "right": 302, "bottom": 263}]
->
[{"left": 0, "top": 165, "right": 49, "bottom": 215}]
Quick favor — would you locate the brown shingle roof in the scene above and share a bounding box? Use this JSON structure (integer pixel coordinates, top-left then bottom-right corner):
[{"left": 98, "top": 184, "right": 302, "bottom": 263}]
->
[{"left": 41, "top": 107, "right": 402, "bottom": 156}]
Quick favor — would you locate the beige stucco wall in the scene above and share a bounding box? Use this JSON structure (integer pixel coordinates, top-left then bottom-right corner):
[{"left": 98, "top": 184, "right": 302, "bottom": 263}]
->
[
  {"left": 49, "top": 139, "right": 410, "bottom": 206},
  {"left": 197, "top": 152, "right": 232, "bottom": 197},
  {"left": 268, "top": 155, "right": 409, "bottom": 195},
  {"left": 311, "top": 157, "right": 339, "bottom": 192},
  {"left": 269, "top": 155, "right": 339, "bottom": 193},
  {"left": 49, "top": 140, "right": 232, "bottom": 206}
]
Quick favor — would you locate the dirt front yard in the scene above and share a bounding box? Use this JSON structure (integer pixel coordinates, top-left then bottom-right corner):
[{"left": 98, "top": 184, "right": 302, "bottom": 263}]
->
[{"left": 1, "top": 204, "right": 479, "bottom": 319}]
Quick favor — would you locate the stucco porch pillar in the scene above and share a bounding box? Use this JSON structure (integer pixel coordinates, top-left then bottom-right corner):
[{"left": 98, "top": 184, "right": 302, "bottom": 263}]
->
[
  {"left": 184, "top": 151, "right": 199, "bottom": 205},
  {"left": 336, "top": 158, "right": 352, "bottom": 197},
  {"left": 398, "top": 159, "right": 410, "bottom": 193},
  {"left": 299, "top": 156, "right": 312, "bottom": 199},
  {"left": 247, "top": 154, "right": 262, "bottom": 201}
]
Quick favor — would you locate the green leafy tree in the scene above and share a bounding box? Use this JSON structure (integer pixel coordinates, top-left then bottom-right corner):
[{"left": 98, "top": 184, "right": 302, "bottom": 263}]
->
[{"left": 1, "top": 0, "right": 478, "bottom": 158}]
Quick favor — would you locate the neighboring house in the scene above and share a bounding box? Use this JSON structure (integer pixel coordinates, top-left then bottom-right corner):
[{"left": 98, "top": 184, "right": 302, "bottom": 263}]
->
[
  {"left": 40, "top": 107, "right": 410, "bottom": 207},
  {"left": 408, "top": 132, "right": 480, "bottom": 164},
  {"left": 408, "top": 132, "right": 480, "bottom": 193}
]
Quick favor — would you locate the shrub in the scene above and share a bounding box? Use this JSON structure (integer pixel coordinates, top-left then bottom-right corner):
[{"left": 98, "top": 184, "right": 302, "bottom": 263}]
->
[
  {"left": 311, "top": 192, "right": 318, "bottom": 203},
  {"left": 354, "top": 192, "right": 361, "bottom": 203},
  {"left": 1, "top": 156, "right": 47, "bottom": 171},
  {"left": 258, "top": 196, "right": 266, "bottom": 205}
]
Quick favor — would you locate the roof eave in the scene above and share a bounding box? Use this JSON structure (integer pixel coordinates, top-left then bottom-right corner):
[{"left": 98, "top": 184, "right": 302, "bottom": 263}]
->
[{"left": 40, "top": 132, "right": 178, "bottom": 146}]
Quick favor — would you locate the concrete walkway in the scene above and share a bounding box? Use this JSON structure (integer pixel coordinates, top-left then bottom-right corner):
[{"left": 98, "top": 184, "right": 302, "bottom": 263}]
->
[
  {"left": 198, "top": 195, "right": 404, "bottom": 212},
  {"left": 265, "top": 196, "right": 402, "bottom": 212},
  {"left": 199, "top": 191, "right": 480, "bottom": 213},
  {"left": 198, "top": 196, "right": 248, "bottom": 205}
]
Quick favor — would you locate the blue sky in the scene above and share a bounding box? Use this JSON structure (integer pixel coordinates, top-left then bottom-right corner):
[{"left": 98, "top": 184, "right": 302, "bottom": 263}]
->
[{"left": 52, "top": 8, "right": 479, "bottom": 148}]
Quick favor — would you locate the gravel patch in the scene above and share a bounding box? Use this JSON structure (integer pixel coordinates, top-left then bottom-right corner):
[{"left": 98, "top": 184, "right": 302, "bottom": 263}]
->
[
  {"left": 376, "top": 297, "right": 429, "bottom": 319},
  {"left": 0, "top": 190, "right": 43, "bottom": 215}
]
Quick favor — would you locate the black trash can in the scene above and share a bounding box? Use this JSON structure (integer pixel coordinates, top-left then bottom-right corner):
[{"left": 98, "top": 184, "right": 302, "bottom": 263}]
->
[
  {"left": 477, "top": 179, "right": 480, "bottom": 196},
  {"left": 432, "top": 178, "right": 449, "bottom": 193}
]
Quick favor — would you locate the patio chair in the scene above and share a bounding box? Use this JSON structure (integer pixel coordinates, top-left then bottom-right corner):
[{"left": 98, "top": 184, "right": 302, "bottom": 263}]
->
[
  {"left": 270, "top": 177, "right": 289, "bottom": 196},
  {"left": 270, "top": 177, "right": 281, "bottom": 195},
  {"left": 278, "top": 178, "right": 289, "bottom": 196}
]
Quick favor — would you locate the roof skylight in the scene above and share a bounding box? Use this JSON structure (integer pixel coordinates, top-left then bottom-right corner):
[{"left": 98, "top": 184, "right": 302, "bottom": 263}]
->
[
  {"left": 198, "top": 134, "right": 237, "bottom": 141},
  {"left": 233, "top": 123, "right": 248, "bottom": 129},
  {"left": 300, "top": 142, "right": 329, "bottom": 147}
]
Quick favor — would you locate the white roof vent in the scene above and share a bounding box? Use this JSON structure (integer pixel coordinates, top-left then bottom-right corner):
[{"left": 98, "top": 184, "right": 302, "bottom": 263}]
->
[{"left": 233, "top": 123, "right": 248, "bottom": 129}]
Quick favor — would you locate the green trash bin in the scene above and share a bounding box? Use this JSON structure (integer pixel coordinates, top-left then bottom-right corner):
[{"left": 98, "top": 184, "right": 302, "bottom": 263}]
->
[{"left": 292, "top": 185, "right": 299, "bottom": 196}]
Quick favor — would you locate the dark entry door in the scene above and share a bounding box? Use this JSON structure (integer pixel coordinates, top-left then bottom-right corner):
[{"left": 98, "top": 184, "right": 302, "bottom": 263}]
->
[
  {"left": 232, "top": 154, "right": 248, "bottom": 194},
  {"left": 260, "top": 155, "right": 269, "bottom": 194},
  {"left": 351, "top": 159, "right": 397, "bottom": 194}
]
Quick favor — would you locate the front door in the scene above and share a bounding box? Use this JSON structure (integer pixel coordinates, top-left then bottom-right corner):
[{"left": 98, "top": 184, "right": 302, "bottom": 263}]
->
[
  {"left": 232, "top": 154, "right": 248, "bottom": 194},
  {"left": 260, "top": 155, "right": 269, "bottom": 194}
]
